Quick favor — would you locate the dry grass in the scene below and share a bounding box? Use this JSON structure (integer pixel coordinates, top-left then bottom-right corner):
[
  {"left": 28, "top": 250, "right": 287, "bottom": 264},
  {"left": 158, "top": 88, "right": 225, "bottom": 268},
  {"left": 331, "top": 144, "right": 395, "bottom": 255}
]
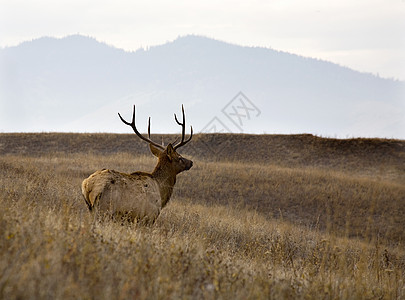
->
[{"left": 1, "top": 133, "right": 405, "bottom": 299}]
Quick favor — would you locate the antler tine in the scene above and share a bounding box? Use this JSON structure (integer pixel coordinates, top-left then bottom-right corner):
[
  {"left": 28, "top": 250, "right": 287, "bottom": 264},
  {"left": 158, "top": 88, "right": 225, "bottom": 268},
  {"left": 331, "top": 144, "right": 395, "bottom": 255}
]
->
[
  {"left": 147, "top": 117, "right": 151, "bottom": 139},
  {"left": 118, "top": 105, "right": 165, "bottom": 150},
  {"left": 117, "top": 105, "right": 134, "bottom": 126},
  {"left": 174, "top": 104, "right": 193, "bottom": 150},
  {"left": 172, "top": 136, "right": 180, "bottom": 145},
  {"left": 174, "top": 104, "right": 186, "bottom": 145}
]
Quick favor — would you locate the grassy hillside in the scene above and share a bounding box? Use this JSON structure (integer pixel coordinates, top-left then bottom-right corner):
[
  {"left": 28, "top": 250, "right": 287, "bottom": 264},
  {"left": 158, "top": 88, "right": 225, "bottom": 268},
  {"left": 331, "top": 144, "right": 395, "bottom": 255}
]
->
[
  {"left": 1, "top": 133, "right": 404, "bottom": 299},
  {"left": 1, "top": 132, "right": 404, "bottom": 177}
]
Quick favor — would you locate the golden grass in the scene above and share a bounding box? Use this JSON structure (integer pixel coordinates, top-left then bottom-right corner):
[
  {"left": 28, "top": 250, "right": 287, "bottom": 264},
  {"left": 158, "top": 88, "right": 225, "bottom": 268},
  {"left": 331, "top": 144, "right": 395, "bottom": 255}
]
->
[{"left": 1, "top": 133, "right": 405, "bottom": 299}]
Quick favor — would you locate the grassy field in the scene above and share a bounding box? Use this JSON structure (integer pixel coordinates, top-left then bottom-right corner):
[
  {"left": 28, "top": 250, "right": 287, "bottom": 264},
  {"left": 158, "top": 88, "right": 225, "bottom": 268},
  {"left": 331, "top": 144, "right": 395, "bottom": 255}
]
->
[{"left": 1, "top": 133, "right": 404, "bottom": 299}]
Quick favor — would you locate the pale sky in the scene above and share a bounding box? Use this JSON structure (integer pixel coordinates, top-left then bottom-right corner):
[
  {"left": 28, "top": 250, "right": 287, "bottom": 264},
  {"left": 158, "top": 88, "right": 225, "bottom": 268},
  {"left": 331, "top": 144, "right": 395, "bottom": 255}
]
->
[{"left": 1, "top": 0, "right": 404, "bottom": 80}]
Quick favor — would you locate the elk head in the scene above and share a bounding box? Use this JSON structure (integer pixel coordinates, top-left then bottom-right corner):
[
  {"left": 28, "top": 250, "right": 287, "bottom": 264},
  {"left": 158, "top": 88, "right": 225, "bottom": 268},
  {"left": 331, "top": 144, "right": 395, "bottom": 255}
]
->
[{"left": 118, "top": 105, "right": 193, "bottom": 176}]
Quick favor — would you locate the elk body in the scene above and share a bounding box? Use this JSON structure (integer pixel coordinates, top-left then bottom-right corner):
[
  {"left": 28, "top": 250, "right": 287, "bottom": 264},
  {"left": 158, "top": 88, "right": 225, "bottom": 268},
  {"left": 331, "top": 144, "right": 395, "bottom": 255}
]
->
[{"left": 81, "top": 105, "right": 193, "bottom": 223}]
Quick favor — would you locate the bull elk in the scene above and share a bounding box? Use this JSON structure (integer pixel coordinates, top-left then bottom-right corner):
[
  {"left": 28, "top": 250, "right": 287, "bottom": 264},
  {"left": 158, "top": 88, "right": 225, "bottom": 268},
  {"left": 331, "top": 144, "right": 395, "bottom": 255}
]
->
[{"left": 81, "top": 105, "right": 193, "bottom": 223}]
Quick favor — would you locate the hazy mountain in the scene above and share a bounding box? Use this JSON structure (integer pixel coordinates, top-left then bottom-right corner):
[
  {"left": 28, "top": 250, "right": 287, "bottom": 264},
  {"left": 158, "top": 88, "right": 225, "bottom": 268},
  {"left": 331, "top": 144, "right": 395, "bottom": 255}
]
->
[{"left": 1, "top": 34, "right": 404, "bottom": 138}]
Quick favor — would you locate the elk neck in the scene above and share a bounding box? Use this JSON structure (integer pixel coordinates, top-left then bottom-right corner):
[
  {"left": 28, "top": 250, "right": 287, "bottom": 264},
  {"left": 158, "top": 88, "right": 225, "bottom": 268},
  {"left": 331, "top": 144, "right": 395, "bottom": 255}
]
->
[{"left": 151, "top": 157, "right": 177, "bottom": 208}]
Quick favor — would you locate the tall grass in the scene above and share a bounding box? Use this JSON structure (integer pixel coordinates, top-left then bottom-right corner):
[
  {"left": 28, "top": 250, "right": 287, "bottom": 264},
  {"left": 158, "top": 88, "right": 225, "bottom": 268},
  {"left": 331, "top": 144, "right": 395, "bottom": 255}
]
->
[{"left": 1, "top": 137, "right": 405, "bottom": 299}]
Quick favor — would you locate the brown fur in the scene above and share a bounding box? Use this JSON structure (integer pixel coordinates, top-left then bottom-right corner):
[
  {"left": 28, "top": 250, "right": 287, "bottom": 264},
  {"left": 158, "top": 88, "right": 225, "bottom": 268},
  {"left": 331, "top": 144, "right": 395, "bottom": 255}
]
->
[{"left": 81, "top": 144, "right": 192, "bottom": 223}]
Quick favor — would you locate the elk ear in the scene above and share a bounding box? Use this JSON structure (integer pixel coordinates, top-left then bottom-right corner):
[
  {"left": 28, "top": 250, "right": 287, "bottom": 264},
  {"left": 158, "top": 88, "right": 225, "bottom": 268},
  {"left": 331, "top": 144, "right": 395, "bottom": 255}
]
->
[
  {"left": 149, "top": 144, "right": 163, "bottom": 157},
  {"left": 165, "top": 143, "right": 175, "bottom": 161},
  {"left": 166, "top": 143, "right": 175, "bottom": 154}
]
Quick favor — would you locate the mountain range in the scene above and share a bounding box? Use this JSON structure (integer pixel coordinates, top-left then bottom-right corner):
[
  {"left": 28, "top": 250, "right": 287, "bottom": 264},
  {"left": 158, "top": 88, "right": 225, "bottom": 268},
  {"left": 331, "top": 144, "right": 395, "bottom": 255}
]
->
[{"left": 0, "top": 34, "right": 404, "bottom": 138}]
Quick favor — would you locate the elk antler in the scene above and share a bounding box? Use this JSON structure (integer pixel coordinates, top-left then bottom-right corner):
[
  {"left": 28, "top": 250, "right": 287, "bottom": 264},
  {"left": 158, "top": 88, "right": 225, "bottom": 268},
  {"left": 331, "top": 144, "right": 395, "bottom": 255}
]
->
[
  {"left": 173, "top": 105, "right": 193, "bottom": 150},
  {"left": 118, "top": 105, "right": 165, "bottom": 150}
]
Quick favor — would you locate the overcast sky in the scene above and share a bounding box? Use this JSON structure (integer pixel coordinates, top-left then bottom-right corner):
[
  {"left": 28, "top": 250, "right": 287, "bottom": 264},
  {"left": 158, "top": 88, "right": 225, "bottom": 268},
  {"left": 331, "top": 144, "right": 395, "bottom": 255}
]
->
[{"left": 1, "top": 0, "right": 404, "bottom": 80}]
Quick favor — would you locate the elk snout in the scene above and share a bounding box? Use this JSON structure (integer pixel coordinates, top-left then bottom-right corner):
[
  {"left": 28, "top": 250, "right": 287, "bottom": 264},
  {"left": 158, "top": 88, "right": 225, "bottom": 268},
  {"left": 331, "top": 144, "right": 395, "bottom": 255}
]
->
[{"left": 184, "top": 158, "right": 193, "bottom": 171}]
